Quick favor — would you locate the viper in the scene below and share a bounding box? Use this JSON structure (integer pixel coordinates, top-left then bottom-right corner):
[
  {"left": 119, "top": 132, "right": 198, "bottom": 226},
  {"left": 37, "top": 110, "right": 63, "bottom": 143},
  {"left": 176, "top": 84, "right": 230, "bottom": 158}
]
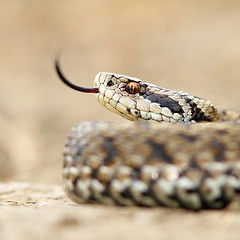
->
[{"left": 55, "top": 58, "right": 240, "bottom": 210}]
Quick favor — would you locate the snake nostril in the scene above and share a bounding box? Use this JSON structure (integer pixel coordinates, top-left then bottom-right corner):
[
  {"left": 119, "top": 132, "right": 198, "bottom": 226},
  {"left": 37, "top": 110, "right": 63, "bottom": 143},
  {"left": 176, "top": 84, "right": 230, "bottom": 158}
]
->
[{"left": 107, "top": 80, "right": 114, "bottom": 87}]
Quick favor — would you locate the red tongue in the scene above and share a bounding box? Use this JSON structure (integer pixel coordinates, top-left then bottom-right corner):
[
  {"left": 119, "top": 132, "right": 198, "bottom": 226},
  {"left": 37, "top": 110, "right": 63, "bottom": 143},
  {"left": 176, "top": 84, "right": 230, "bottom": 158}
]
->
[{"left": 55, "top": 58, "right": 99, "bottom": 93}]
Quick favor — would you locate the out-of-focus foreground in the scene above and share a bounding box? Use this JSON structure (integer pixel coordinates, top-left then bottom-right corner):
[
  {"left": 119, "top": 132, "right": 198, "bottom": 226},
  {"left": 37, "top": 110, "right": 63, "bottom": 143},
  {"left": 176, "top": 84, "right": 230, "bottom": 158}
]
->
[{"left": 0, "top": 0, "right": 240, "bottom": 183}]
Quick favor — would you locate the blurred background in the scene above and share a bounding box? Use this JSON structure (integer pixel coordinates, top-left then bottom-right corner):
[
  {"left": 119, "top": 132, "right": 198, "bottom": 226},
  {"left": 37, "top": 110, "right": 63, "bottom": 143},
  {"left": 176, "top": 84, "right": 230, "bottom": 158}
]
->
[{"left": 0, "top": 0, "right": 239, "bottom": 184}]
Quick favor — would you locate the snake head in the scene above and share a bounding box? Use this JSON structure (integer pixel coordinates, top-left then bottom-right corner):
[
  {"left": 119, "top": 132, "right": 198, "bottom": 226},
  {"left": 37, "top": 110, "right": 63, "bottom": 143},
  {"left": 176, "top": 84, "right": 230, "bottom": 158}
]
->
[
  {"left": 55, "top": 58, "right": 220, "bottom": 123},
  {"left": 93, "top": 72, "right": 153, "bottom": 121}
]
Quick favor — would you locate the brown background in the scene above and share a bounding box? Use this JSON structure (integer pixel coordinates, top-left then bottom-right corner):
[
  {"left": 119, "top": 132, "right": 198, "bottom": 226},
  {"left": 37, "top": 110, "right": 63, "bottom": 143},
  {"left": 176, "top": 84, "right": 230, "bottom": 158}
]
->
[
  {"left": 1, "top": 0, "right": 240, "bottom": 183},
  {"left": 0, "top": 1, "right": 240, "bottom": 239}
]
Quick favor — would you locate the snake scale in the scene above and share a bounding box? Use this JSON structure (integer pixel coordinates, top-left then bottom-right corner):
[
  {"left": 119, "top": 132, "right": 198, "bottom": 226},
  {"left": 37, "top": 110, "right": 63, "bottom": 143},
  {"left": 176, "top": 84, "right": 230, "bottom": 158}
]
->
[{"left": 55, "top": 59, "right": 240, "bottom": 210}]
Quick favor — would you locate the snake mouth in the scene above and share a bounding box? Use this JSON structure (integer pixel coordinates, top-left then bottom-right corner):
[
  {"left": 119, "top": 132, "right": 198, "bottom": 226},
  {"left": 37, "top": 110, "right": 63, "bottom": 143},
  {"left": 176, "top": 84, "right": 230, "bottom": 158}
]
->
[{"left": 55, "top": 58, "right": 99, "bottom": 93}]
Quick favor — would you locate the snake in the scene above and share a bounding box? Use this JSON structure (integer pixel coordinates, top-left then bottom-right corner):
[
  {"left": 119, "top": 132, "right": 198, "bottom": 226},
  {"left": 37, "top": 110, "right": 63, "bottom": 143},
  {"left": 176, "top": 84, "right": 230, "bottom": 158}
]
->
[{"left": 55, "top": 59, "right": 240, "bottom": 210}]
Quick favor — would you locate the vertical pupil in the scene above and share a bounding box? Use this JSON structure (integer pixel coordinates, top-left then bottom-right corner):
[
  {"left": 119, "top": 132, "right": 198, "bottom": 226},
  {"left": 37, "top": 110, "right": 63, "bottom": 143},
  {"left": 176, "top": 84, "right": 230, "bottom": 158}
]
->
[{"left": 130, "top": 84, "right": 134, "bottom": 93}]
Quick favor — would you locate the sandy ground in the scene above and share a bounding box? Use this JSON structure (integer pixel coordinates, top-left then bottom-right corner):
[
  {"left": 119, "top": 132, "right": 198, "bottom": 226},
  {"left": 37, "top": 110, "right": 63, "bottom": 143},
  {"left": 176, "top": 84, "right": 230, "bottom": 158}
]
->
[
  {"left": 0, "top": 182, "right": 240, "bottom": 240},
  {"left": 0, "top": 1, "right": 240, "bottom": 239}
]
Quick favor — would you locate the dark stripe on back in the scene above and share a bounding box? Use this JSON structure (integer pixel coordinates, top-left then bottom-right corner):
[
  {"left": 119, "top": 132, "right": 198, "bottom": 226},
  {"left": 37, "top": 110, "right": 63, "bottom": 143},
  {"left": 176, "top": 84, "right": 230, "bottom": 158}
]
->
[
  {"left": 184, "top": 97, "right": 211, "bottom": 122},
  {"left": 146, "top": 93, "right": 183, "bottom": 114}
]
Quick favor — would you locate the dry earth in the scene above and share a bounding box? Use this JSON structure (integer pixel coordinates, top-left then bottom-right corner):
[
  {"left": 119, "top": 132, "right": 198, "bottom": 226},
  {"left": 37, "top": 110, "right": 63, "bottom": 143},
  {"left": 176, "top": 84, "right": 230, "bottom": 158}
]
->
[
  {"left": 0, "top": 1, "right": 240, "bottom": 239},
  {"left": 0, "top": 182, "right": 240, "bottom": 240}
]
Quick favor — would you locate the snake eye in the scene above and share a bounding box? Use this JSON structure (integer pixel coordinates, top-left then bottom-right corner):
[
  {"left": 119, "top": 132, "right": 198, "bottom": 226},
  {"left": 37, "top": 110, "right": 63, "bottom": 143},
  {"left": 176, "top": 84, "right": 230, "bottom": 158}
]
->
[{"left": 126, "top": 82, "right": 140, "bottom": 94}]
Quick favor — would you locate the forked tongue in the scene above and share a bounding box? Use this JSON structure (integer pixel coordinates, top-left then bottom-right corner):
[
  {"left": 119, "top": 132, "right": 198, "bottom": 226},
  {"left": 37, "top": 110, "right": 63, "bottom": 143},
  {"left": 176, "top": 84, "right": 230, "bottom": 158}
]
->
[{"left": 55, "top": 59, "right": 99, "bottom": 93}]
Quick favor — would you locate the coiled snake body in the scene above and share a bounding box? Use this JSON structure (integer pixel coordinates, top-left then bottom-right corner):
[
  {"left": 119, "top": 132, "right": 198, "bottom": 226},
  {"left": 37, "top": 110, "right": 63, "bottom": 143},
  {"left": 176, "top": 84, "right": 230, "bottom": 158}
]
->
[{"left": 55, "top": 60, "right": 240, "bottom": 210}]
